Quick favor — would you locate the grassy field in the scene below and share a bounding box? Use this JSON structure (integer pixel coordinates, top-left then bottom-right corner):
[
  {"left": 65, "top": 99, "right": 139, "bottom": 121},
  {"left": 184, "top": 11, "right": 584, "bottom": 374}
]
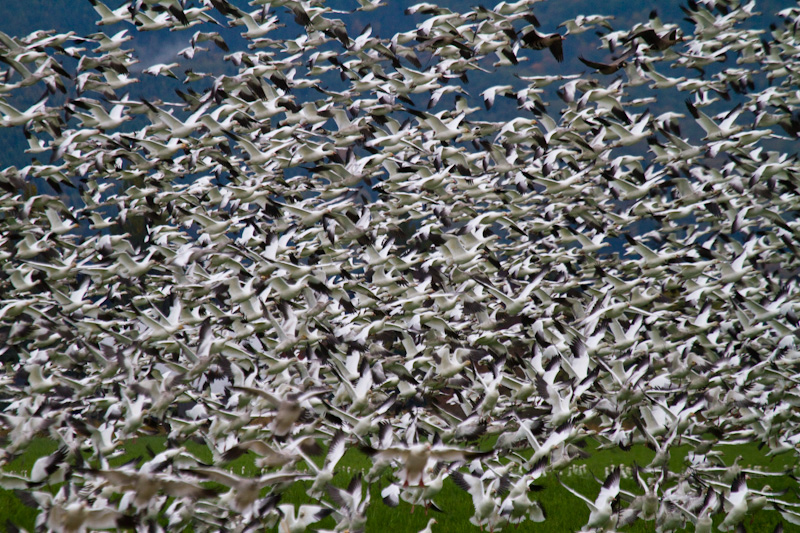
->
[{"left": 2, "top": 436, "right": 798, "bottom": 532}]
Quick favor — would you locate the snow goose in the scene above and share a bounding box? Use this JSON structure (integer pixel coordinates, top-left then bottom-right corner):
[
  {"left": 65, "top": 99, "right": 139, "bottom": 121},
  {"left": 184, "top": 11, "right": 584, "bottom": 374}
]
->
[
  {"left": 218, "top": 436, "right": 318, "bottom": 469},
  {"left": 685, "top": 99, "right": 744, "bottom": 141},
  {"left": 718, "top": 473, "right": 749, "bottom": 531},
  {"left": 673, "top": 488, "right": 717, "bottom": 533},
  {"left": 558, "top": 466, "right": 620, "bottom": 530},
  {"left": 450, "top": 470, "right": 505, "bottom": 531},
  {"left": 361, "top": 439, "right": 492, "bottom": 487},
  {"left": 559, "top": 14, "right": 614, "bottom": 35},
  {"left": 499, "top": 456, "right": 548, "bottom": 525},
  {"left": 326, "top": 473, "right": 370, "bottom": 533},
  {"left": 277, "top": 503, "right": 334, "bottom": 533},
  {"left": 0, "top": 97, "right": 53, "bottom": 127},
  {"left": 44, "top": 494, "right": 132, "bottom": 533},
  {"left": 182, "top": 467, "right": 311, "bottom": 514},
  {"left": 79, "top": 467, "right": 216, "bottom": 511},
  {"left": 88, "top": 0, "right": 131, "bottom": 25},
  {"left": 418, "top": 518, "right": 437, "bottom": 533},
  {"left": 232, "top": 386, "right": 327, "bottom": 439},
  {"left": 390, "top": 460, "right": 450, "bottom": 513},
  {"left": 299, "top": 430, "right": 347, "bottom": 497}
]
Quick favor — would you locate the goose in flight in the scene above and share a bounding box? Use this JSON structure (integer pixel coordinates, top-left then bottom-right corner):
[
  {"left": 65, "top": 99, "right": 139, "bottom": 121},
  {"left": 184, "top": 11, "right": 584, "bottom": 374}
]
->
[
  {"left": 558, "top": 466, "right": 621, "bottom": 530},
  {"left": 579, "top": 47, "right": 636, "bottom": 74},
  {"left": 361, "top": 439, "right": 492, "bottom": 487},
  {"left": 326, "top": 473, "right": 370, "bottom": 533},
  {"left": 277, "top": 503, "right": 334, "bottom": 533},
  {"left": 625, "top": 28, "right": 683, "bottom": 51},
  {"left": 520, "top": 29, "right": 565, "bottom": 62},
  {"left": 450, "top": 470, "right": 505, "bottom": 531},
  {"left": 181, "top": 467, "right": 312, "bottom": 513},
  {"left": 232, "top": 386, "right": 327, "bottom": 439},
  {"left": 78, "top": 467, "right": 217, "bottom": 510}
]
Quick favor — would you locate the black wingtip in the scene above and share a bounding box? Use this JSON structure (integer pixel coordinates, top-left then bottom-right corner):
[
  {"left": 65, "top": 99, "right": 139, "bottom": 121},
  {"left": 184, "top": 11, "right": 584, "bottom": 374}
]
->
[{"left": 685, "top": 98, "right": 699, "bottom": 118}]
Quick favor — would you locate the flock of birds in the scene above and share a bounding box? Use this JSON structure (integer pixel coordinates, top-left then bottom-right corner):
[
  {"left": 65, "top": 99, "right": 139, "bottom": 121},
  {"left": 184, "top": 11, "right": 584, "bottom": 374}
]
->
[{"left": 1, "top": 0, "right": 800, "bottom": 531}]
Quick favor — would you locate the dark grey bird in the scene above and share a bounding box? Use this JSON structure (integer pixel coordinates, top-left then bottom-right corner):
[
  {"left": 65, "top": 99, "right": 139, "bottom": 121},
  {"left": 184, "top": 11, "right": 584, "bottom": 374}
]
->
[
  {"left": 579, "top": 47, "right": 636, "bottom": 74},
  {"left": 520, "top": 29, "right": 565, "bottom": 62}
]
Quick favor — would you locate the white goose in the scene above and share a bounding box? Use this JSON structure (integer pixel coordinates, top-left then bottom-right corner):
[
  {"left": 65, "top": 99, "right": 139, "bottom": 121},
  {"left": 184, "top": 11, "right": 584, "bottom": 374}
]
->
[
  {"left": 182, "top": 467, "right": 312, "bottom": 514},
  {"left": 450, "top": 470, "right": 505, "bottom": 531},
  {"left": 277, "top": 503, "right": 333, "bottom": 533},
  {"left": 558, "top": 466, "right": 621, "bottom": 530},
  {"left": 232, "top": 386, "right": 327, "bottom": 439},
  {"left": 361, "top": 439, "right": 492, "bottom": 487}
]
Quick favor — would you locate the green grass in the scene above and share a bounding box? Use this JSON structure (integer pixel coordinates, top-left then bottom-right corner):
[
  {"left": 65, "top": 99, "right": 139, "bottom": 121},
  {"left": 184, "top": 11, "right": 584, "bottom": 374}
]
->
[{"left": 2, "top": 436, "right": 798, "bottom": 532}]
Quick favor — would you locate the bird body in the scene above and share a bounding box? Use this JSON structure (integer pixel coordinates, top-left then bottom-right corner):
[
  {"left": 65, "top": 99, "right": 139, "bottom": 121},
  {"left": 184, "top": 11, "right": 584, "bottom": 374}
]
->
[
  {"left": 520, "top": 29, "right": 565, "bottom": 62},
  {"left": 579, "top": 47, "right": 636, "bottom": 74},
  {"left": 559, "top": 467, "right": 620, "bottom": 530},
  {"left": 183, "top": 467, "right": 311, "bottom": 513},
  {"left": 233, "top": 386, "right": 327, "bottom": 438},
  {"left": 626, "top": 28, "right": 683, "bottom": 50},
  {"left": 278, "top": 503, "right": 334, "bottom": 533},
  {"left": 450, "top": 471, "right": 504, "bottom": 530},
  {"left": 362, "top": 442, "right": 491, "bottom": 487}
]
